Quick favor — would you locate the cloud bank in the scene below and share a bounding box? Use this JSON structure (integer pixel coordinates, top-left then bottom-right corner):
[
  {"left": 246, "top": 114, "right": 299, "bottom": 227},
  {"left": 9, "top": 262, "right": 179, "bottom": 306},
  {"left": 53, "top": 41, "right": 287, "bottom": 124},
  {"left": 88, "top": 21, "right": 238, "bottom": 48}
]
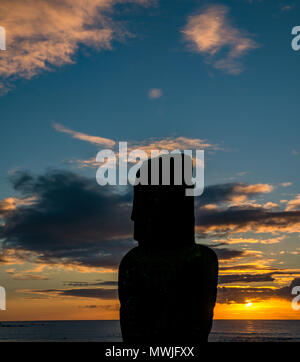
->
[
  {"left": 1, "top": 170, "right": 300, "bottom": 273},
  {"left": 0, "top": 170, "right": 135, "bottom": 271}
]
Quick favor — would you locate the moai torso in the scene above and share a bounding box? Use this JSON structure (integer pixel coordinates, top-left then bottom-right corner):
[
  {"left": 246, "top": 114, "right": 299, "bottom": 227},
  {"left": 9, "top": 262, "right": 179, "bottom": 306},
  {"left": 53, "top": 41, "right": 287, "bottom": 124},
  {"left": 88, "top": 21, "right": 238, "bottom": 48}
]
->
[{"left": 119, "top": 243, "right": 218, "bottom": 342}]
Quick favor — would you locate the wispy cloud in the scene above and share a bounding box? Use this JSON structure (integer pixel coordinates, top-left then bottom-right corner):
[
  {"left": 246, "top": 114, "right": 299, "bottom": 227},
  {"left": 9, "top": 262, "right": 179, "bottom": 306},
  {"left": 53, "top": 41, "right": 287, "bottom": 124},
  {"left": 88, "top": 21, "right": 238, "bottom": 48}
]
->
[
  {"left": 22, "top": 277, "right": 300, "bottom": 306},
  {"left": 130, "top": 136, "right": 216, "bottom": 152},
  {"left": 263, "top": 202, "right": 279, "bottom": 209},
  {"left": 53, "top": 122, "right": 115, "bottom": 147},
  {"left": 74, "top": 135, "right": 217, "bottom": 167},
  {"left": 233, "top": 183, "right": 273, "bottom": 195},
  {"left": 182, "top": 5, "right": 259, "bottom": 74},
  {"left": 285, "top": 195, "right": 300, "bottom": 211},
  {"left": 5, "top": 269, "right": 50, "bottom": 280},
  {"left": 0, "top": 0, "right": 151, "bottom": 92},
  {"left": 280, "top": 182, "right": 292, "bottom": 187},
  {"left": 217, "top": 277, "right": 300, "bottom": 304},
  {"left": 0, "top": 196, "right": 37, "bottom": 217},
  {"left": 148, "top": 88, "right": 163, "bottom": 99},
  {"left": 24, "top": 287, "right": 118, "bottom": 300},
  {"left": 53, "top": 122, "right": 218, "bottom": 167},
  {"left": 213, "top": 236, "right": 284, "bottom": 245},
  {"left": 281, "top": 5, "right": 293, "bottom": 12}
]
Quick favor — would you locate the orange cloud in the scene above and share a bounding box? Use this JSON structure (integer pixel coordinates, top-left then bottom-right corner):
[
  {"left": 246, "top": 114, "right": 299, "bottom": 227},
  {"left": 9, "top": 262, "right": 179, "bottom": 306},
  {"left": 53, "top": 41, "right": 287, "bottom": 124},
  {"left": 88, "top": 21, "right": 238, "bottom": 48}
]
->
[
  {"left": 148, "top": 88, "right": 163, "bottom": 99},
  {"left": 0, "top": 0, "right": 150, "bottom": 91},
  {"left": 213, "top": 236, "right": 283, "bottom": 245},
  {"left": 0, "top": 196, "right": 37, "bottom": 218},
  {"left": 203, "top": 203, "right": 218, "bottom": 210},
  {"left": 73, "top": 136, "right": 214, "bottom": 168},
  {"left": 130, "top": 137, "right": 216, "bottom": 152},
  {"left": 52, "top": 122, "right": 218, "bottom": 168},
  {"left": 0, "top": 248, "right": 34, "bottom": 265},
  {"left": 285, "top": 195, "right": 300, "bottom": 211},
  {"left": 233, "top": 183, "right": 273, "bottom": 195},
  {"left": 281, "top": 5, "right": 293, "bottom": 12},
  {"left": 0, "top": 197, "right": 17, "bottom": 216},
  {"left": 53, "top": 122, "right": 115, "bottom": 147},
  {"left": 263, "top": 202, "right": 279, "bottom": 209},
  {"left": 197, "top": 220, "right": 300, "bottom": 236},
  {"left": 53, "top": 122, "right": 216, "bottom": 153},
  {"left": 182, "top": 5, "right": 259, "bottom": 74},
  {"left": 280, "top": 182, "right": 292, "bottom": 187}
]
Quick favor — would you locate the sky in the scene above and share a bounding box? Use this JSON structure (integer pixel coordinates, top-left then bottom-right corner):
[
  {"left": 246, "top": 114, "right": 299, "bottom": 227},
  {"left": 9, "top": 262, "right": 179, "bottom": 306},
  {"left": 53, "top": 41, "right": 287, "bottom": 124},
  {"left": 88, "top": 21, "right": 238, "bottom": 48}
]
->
[{"left": 0, "top": 0, "right": 300, "bottom": 321}]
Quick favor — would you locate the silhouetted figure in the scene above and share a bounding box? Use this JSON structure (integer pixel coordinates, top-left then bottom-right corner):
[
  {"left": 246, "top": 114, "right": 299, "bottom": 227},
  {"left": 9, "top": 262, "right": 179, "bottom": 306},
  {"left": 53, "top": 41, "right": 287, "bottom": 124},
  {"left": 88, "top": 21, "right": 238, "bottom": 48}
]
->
[{"left": 118, "top": 154, "right": 218, "bottom": 343}]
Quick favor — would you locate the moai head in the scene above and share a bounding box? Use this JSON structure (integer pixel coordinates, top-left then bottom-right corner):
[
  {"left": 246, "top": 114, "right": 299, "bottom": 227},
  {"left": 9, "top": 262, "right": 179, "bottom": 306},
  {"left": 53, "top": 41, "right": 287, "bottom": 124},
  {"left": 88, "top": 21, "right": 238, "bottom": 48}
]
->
[{"left": 131, "top": 153, "right": 195, "bottom": 248}]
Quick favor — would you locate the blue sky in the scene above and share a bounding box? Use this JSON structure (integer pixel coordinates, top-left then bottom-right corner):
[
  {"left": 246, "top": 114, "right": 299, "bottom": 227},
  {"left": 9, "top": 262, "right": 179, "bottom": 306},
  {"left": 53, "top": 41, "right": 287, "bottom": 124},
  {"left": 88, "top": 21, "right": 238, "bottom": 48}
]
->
[{"left": 0, "top": 0, "right": 300, "bottom": 199}]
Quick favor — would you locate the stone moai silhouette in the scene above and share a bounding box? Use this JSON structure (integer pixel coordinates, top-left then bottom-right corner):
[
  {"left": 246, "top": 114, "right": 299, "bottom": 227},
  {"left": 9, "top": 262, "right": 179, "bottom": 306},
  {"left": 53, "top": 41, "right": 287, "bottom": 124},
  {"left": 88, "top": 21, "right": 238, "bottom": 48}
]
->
[{"left": 118, "top": 153, "right": 218, "bottom": 342}]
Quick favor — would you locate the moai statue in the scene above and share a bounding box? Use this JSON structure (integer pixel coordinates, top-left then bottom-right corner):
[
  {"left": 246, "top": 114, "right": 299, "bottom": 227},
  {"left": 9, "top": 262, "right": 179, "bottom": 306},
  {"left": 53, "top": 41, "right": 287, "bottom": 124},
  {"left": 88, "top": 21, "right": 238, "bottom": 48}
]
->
[{"left": 118, "top": 153, "right": 218, "bottom": 343}]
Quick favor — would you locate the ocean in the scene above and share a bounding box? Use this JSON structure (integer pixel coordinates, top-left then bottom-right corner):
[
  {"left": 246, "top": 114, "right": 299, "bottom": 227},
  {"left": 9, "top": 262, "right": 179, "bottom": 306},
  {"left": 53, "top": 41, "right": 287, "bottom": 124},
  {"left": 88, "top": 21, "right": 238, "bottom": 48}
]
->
[{"left": 0, "top": 320, "right": 299, "bottom": 342}]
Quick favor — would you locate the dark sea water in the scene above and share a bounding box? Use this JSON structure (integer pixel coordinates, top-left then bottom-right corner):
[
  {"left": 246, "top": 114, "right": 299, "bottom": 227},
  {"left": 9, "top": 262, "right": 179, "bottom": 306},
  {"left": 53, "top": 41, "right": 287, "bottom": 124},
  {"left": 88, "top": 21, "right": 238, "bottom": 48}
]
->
[{"left": 0, "top": 320, "right": 299, "bottom": 342}]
